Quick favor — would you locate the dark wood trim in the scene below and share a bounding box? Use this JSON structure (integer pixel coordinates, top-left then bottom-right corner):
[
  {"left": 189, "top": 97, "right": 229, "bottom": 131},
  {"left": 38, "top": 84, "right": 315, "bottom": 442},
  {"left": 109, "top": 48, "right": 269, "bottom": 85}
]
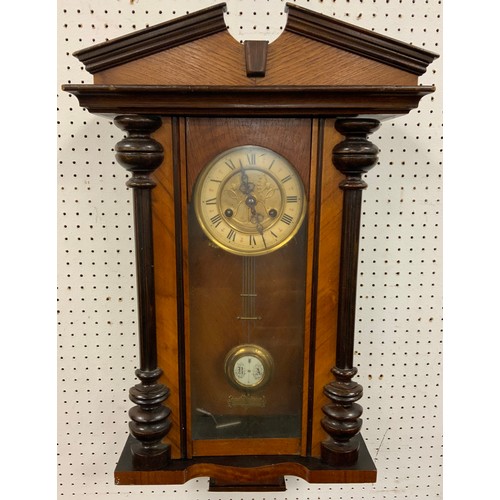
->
[
  {"left": 73, "top": 3, "right": 228, "bottom": 74},
  {"left": 62, "top": 84, "right": 435, "bottom": 118},
  {"left": 335, "top": 189, "right": 365, "bottom": 367},
  {"left": 171, "top": 117, "right": 188, "bottom": 459},
  {"left": 285, "top": 3, "right": 438, "bottom": 75},
  {"left": 115, "top": 434, "right": 376, "bottom": 486},
  {"left": 244, "top": 40, "right": 269, "bottom": 77},
  {"left": 114, "top": 114, "right": 172, "bottom": 469},
  {"left": 114, "top": 115, "right": 165, "bottom": 371},
  {"left": 306, "top": 118, "right": 326, "bottom": 456},
  {"left": 209, "top": 476, "right": 286, "bottom": 492},
  {"left": 321, "top": 118, "right": 380, "bottom": 467}
]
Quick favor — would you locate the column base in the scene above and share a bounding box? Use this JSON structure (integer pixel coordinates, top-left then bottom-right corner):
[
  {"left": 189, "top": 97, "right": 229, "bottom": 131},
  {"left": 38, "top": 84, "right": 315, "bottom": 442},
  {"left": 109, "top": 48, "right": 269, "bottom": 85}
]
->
[
  {"left": 321, "top": 434, "right": 360, "bottom": 466},
  {"left": 131, "top": 441, "right": 171, "bottom": 470}
]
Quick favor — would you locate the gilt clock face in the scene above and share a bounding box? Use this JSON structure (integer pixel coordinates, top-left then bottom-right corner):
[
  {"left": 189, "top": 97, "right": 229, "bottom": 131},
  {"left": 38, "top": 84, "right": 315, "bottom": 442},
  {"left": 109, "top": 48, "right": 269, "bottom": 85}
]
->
[{"left": 193, "top": 145, "right": 306, "bottom": 256}]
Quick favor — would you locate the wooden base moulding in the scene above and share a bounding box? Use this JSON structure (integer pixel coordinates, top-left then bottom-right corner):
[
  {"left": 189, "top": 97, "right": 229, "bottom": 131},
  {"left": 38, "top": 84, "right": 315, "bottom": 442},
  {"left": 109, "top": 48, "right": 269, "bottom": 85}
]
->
[{"left": 115, "top": 435, "right": 376, "bottom": 490}]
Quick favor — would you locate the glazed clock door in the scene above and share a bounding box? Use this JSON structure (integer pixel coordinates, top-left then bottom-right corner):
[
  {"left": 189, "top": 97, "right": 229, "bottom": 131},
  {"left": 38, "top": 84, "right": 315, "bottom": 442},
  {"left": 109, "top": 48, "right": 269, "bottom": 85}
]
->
[{"left": 184, "top": 118, "right": 313, "bottom": 457}]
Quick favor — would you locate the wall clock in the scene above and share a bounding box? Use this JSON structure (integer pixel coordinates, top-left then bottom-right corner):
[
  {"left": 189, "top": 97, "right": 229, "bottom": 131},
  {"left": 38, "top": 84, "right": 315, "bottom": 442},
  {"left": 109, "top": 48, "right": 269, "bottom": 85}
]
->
[{"left": 63, "top": 2, "right": 438, "bottom": 492}]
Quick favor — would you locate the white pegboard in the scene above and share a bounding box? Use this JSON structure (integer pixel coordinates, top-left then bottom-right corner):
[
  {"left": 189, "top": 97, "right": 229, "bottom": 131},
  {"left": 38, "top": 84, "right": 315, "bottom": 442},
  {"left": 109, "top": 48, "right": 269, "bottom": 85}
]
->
[{"left": 57, "top": 1, "right": 442, "bottom": 499}]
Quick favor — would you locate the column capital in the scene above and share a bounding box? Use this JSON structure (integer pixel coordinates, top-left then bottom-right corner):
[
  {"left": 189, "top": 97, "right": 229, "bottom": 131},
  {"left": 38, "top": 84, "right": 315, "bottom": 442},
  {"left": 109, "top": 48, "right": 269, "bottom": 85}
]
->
[
  {"left": 114, "top": 114, "right": 164, "bottom": 187},
  {"left": 333, "top": 118, "right": 380, "bottom": 190}
]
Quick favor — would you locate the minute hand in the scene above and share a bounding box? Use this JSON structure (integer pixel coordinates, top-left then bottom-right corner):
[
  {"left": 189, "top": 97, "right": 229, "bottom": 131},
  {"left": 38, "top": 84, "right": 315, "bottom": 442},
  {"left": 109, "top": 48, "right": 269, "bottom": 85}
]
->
[{"left": 244, "top": 195, "right": 267, "bottom": 248}]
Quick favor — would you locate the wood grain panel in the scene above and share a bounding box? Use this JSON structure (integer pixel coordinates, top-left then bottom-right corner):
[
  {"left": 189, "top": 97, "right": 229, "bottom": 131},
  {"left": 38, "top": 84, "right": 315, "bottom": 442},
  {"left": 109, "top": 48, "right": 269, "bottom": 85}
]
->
[
  {"left": 185, "top": 117, "right": 312, "bottom": 195},
  {"left": 310, "top": 119, "right": 345, "bottom": 458},
  {"left": 94, "top": 31, "right": 417, "bottom": 86},
  {"left": 150, "top": 119, "right": 182, "bottom": 459},
  {"left": 263, "top": 31, "right": 416, "bottom": 86},
  {"left": 94, "top": 32, "right": 245, "bottom": 86},
  {"left": 193, "top": 438, "right": 301, "bottom": 457}
]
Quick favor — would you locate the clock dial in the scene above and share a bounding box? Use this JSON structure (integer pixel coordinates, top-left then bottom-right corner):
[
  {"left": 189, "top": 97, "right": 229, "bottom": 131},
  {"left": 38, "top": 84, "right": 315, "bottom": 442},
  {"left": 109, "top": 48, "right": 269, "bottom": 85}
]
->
[
  {"left": 224, "top": 344, "right": 274, "bottom": 391},
  {"left": 193, "top": 145, "right": 306, "bottom": 256}
]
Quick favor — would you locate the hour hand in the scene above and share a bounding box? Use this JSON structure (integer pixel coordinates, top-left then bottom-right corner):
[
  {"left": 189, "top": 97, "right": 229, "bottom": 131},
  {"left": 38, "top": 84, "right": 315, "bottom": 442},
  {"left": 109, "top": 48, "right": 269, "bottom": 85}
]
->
[{"left": 239, "top": 168, "right": 255, "bottom": 195}]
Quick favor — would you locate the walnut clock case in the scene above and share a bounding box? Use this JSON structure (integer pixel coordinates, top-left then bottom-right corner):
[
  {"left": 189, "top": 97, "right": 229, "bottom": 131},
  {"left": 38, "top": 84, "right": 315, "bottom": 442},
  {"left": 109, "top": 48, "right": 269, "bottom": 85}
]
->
[{"left": 63, "top": 3, "right": 438, "bottom": 492}]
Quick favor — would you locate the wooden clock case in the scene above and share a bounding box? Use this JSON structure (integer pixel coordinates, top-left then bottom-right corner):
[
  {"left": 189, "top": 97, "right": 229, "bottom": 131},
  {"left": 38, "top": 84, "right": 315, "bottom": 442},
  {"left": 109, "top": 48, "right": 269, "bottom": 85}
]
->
[{"left": 63, "top": 3, "right": 438, "bottom": 492}]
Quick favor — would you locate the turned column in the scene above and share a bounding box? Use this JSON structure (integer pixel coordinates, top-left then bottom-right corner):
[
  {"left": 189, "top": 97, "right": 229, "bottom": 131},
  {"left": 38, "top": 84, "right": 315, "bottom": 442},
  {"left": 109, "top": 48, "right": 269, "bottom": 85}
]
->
[
  {"left": 321, "top": 118, "right": 380, "bottom": 466},
  {"left": 114, "top": 114, "right": 172, "bottom": 469}
]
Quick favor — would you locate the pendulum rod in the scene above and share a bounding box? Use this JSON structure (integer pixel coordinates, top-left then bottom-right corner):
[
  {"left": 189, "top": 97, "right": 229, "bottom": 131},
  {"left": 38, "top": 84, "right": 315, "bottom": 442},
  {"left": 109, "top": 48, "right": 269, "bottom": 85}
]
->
[{"left": 238, "top": 256, "right": 261, "bottom": 342}]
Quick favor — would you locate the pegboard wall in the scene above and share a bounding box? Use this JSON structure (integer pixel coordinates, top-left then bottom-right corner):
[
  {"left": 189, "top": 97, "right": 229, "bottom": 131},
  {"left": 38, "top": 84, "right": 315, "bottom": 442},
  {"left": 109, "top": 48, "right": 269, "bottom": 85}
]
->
[{"left": 57, "top": 1, "right": 442, "bottom": 499}]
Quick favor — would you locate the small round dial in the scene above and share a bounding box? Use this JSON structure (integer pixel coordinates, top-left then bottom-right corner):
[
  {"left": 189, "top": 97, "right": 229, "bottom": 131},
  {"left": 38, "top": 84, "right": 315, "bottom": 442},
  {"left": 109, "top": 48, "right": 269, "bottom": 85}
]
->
[
  {"left": 224, "top": 344, "right": 274, "bottom": 391},
  {"left": 193, "top": 145, "right": 306, "bottom": 256}
]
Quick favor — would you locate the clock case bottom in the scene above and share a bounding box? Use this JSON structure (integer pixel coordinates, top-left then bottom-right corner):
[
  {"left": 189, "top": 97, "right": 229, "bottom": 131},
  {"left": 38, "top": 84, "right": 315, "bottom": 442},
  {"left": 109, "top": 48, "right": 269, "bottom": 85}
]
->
[{"left": 114, "top": 435, "right": 376, "bottom": 491}]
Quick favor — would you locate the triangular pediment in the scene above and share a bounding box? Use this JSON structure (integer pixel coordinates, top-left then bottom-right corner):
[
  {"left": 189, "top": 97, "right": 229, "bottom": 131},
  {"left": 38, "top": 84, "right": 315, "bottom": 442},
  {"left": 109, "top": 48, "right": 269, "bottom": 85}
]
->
[{"left": 73, "top": 3, "right": 437, "bottom": 87}]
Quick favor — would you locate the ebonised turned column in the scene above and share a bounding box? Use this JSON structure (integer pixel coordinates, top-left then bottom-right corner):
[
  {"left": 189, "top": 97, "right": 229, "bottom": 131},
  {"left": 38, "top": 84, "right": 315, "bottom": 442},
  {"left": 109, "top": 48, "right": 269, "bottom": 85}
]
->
[
  {"left": 114, "top": 114, "right": 172, "bottom": 469},
  {"left": 321, "top": 118, "right": 380, "bottom": 466}
]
